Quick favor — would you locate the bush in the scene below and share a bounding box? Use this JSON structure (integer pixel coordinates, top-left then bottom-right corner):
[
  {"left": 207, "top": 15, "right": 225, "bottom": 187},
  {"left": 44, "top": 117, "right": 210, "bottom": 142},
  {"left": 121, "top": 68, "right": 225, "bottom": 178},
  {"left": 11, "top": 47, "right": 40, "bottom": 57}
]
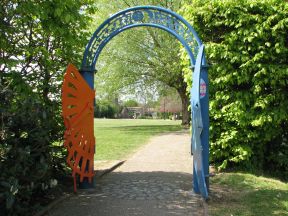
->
[
  {"left": 181, "top": 0, "right": 288, "bottom": 179},
  {"left": 0, "top": 73, "right": 65, "bottom": 215},
  {"left": 123, "top": 99, "right": 139, "bottom": 107},
  {"left": 94, "top": 101, "right": 117, "bottom": 118},
  {"left": 0, "top": 1, "right": 96, "bottom": 214}
]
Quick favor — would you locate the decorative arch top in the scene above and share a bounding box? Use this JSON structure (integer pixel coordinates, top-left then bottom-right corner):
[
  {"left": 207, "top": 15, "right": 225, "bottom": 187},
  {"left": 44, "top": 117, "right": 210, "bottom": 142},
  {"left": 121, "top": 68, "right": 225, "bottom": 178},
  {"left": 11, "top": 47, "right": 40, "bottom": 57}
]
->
[{"left": 81, "top": 5, "right": 203, "bottom": 72}]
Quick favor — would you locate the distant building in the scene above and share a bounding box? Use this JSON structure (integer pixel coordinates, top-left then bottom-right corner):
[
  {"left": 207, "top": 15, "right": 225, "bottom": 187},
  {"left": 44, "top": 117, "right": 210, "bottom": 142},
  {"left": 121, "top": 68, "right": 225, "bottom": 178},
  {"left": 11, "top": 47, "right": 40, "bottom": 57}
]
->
[{"left": 120, "top": 106, "right": 156, "bottom": 119}]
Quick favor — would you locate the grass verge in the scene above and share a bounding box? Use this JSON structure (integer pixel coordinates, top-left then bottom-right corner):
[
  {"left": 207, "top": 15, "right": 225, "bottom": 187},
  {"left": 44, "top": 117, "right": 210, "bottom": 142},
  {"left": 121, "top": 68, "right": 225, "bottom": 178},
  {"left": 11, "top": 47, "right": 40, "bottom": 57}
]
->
[
  {"left": 94, "top": 118, "right": 183, "bottom": 160},
  {"left": 209, "top": 172, "right": 288, "bottom": 216}
]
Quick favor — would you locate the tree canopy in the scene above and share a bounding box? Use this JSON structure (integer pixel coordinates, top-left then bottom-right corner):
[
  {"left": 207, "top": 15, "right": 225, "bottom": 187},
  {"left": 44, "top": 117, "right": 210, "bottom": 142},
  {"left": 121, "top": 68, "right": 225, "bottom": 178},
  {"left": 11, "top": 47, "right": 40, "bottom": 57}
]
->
[{"left": 94, "top": 0, "right": 192, "bottom": 125}]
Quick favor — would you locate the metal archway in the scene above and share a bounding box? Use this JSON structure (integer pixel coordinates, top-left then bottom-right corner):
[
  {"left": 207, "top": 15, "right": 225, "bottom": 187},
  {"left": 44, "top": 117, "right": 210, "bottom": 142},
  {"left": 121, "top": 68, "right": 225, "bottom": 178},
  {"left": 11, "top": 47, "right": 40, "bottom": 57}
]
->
[{"left": 62, "top": 5, "right": 209, "bottom": 199}]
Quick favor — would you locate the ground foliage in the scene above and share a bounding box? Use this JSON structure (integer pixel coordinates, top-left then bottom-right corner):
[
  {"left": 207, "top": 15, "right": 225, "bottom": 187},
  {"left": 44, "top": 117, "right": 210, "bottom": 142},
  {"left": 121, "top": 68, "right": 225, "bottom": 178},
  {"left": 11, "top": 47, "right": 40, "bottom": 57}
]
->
[
  {"left": 181, "top": 0, "right": 288, "bottom": 179},
  {"left": 0, "top": 0, "right": 96, "bottom": 215}
]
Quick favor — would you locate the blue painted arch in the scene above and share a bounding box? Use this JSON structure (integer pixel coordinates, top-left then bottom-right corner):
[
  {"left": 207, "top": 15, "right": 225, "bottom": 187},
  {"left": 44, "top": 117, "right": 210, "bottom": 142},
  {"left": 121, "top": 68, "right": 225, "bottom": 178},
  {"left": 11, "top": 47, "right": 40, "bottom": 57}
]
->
[
  {"left": 80, "top": 5, "right": 209, "bottom": 199},
  {"left": 87, "top": 23, "right": 195, "bottom": 70},
  {"left": 81, "top": 5, "right": 205, "bottom": 72}
]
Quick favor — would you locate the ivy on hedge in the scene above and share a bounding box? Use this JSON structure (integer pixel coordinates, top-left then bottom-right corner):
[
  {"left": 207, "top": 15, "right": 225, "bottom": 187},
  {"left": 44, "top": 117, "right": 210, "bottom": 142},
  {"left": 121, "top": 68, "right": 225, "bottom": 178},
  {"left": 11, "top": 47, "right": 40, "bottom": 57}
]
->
[{"left": 181, "top": 0, "right": 288, "bottom": 179}]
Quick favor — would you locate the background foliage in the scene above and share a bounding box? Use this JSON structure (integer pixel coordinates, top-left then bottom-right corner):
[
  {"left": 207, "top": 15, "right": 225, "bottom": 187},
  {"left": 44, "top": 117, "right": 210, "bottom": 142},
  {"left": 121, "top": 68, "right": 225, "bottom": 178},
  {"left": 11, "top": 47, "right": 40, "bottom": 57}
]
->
[
  {"left": 0, "top": 0, "right": 96, "bottom": 215},
  {"left": 94, "top": 100, "right": 118, "bottom": 118},
  {"left": 181, "top": 0, "right": 288, "bottom": 179},
  {"left": 94, "top": 0, "right": 192, "bottom": 125}
]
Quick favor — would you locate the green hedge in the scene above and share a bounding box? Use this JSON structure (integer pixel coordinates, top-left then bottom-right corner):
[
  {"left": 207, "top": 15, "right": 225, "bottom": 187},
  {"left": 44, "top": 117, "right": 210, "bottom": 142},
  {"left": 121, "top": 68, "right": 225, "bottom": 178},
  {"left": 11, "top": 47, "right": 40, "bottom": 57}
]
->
[
  {"left": 0, "top": 73, "right": 65, "bottom": 215},
  {"left": 0, "top": 1, "right": 96, "bottom": 214},
  {"left": 181, "top": 0, "right": 288, "bottom": 179}
]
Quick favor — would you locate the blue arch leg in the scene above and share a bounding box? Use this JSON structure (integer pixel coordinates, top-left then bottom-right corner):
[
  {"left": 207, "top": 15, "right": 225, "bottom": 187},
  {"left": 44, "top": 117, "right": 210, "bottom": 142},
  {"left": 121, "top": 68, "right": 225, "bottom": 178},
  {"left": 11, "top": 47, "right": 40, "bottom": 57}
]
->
[
  {"left": 200, "top": 66, "right": 209, "bottom": 191},
  {"left": 192, "top": 61, "right": 209, "bottom": 196},
  {"left": 193, "top": 166, "right": 200, "bottom": 193}
]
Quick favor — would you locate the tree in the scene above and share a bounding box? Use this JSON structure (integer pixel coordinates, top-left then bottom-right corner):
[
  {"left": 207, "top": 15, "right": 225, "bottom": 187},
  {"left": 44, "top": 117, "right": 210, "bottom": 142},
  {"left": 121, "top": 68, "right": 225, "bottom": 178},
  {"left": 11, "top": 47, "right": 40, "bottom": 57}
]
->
[
  {"left": 181, "top": 0, "right": 288, "bottom": 179},
  {"left": 0, "top": 0, "right": 97, "bottom": 214},
  {"left": 93, "top": 0, "right": 192, "bottom": 125},
  {"left": 158, "top": 92, "right": 182, "bottom": 114},
  {"left": 124, "top": 99, "right": 139, "bottom": 107}
]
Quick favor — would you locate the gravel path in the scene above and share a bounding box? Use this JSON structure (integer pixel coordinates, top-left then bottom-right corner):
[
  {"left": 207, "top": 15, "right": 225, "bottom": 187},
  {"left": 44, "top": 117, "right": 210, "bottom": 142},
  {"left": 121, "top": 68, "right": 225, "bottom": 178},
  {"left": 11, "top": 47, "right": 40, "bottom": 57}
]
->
[{"left": 45, "top": 131, "right": 205, "bottom": 216}]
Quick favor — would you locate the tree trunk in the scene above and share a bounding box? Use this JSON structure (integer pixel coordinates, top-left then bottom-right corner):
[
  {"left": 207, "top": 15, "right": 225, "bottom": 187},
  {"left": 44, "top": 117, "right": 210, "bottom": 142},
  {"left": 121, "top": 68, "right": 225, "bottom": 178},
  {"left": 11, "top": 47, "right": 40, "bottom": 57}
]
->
[
  {"left": 175, "top": 81, "right": 190, "bottom": 126},
  {"left": 178, "top": 90, "right": 190, "bottom": 126}
]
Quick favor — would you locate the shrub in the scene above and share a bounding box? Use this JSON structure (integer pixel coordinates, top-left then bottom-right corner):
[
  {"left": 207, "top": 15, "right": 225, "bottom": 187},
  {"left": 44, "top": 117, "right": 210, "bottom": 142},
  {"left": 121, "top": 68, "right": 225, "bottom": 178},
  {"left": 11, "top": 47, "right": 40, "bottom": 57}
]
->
[
  {"left": 94, "top": 101, "right": 117, "bottom": 118},
  {"left": 181, "top": 0, "right": 288, "bottom": 179},
  {"left": 0, "top": 0, "right": 97, "bottom": 214},
  {"left": 0, "top": 73, "right": 65, "bottom": 215}
]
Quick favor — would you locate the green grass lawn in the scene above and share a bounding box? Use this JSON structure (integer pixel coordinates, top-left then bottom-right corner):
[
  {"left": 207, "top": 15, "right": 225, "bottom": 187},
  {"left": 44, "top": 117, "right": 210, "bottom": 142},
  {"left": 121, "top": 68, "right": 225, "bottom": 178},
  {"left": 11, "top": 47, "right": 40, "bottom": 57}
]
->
[
  {"left": 94, "top": 118, "right": 183, "bottom": 160},
  {"left": 209, "top": 172, "right": 288, "bottom": 216}
]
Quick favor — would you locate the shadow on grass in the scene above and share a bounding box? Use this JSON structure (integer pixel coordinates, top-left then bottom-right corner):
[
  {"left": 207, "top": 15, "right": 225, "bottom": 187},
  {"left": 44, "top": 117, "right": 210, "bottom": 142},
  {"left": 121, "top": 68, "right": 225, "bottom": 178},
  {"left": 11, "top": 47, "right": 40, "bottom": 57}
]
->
[{"left": 109, "top": 125, "right": 184, "bottom": 134}]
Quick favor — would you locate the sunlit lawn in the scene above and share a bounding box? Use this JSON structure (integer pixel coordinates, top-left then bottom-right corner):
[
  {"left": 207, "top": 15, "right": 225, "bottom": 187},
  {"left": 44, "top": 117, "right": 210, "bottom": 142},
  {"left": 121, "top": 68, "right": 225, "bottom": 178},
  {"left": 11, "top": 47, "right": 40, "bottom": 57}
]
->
[
  {"left": 209, "top": 172, "right": 288, "bottom": 216},
  {"left": 94, "top": 118, "right": 183, "bottom": 160}
]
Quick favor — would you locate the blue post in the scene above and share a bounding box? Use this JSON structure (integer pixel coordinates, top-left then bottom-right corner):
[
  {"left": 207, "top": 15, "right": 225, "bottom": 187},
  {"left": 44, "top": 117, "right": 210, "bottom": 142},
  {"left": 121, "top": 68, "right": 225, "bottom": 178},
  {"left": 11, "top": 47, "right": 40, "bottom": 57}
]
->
[
  {"left": 200, "top": 64, "right": 209, "bottom": 191},
  {"left": 79, "top": 68, "right": 95, "bottom": 189},
  {"left": 192, "top": 61, "right": 209, "bottom": 195},
  {"left": 193, "top": 166, "right": 200, "bottom": 193},
  {"left": 81, "top": 69, "right": 95, "bottom": 90}
]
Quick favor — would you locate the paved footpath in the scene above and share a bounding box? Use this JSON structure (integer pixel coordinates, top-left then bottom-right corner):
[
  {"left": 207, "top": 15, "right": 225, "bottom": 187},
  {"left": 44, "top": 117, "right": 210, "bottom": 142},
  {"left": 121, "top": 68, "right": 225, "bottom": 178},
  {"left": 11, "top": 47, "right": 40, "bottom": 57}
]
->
[{"left": 45, "top": 131, "right": 205, "bottom": 216}]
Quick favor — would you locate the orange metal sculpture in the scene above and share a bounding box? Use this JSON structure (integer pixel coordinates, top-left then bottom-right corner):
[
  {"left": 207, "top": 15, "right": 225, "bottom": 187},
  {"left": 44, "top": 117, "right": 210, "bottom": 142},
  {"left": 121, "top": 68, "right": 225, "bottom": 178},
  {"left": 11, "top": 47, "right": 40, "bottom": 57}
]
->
[{"left": 62, "top": 64, "right": 95, "bottom": 192}]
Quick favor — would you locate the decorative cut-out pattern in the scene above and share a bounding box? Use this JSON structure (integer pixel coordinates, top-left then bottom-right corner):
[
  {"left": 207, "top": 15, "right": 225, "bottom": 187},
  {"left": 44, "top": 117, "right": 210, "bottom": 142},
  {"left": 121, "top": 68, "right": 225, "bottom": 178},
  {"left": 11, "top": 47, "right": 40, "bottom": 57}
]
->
[
  {"left": 82, "top": 6, "right": 201, "bottom": 70},
  {"left": 62, "top": 64, "right": 95, "bottom": 192}
]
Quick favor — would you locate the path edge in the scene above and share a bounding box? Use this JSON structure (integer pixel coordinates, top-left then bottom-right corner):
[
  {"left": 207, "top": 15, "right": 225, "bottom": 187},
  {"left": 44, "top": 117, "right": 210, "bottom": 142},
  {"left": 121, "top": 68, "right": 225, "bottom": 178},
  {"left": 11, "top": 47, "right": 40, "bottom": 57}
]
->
[{"left": 33, "top": 160, "right": 125, "bottom": 216}]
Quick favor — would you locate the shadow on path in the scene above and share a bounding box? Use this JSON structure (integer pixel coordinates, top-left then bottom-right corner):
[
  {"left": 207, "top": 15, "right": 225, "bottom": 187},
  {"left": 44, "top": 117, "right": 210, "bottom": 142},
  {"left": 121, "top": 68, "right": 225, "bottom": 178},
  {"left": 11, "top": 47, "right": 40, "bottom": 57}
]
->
[{"left": 47, "top": 171, "right": 204, "bottom": 216}]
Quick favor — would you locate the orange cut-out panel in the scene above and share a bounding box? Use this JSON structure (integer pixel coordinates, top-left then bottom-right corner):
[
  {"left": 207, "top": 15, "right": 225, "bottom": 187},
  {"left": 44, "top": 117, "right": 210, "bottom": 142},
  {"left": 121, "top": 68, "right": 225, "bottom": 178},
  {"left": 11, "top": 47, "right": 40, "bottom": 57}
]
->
[{"left": 62, "top": 64, "right": 95, "bottom": 192}]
